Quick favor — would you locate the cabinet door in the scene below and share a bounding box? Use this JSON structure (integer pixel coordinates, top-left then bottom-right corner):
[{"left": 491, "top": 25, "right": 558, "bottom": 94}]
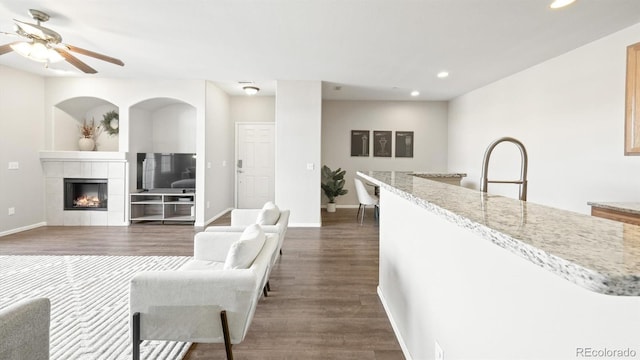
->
[{"left": 625, "top": 42, "right": 640, "bottom": 155}]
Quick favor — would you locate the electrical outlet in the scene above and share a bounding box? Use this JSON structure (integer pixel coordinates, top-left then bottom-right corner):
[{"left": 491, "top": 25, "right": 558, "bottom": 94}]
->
[
  {"left": 306, "top": 163, "right": 314, "bottom": 170},
  {"left": 8, "top": 162, "right": 19, "bottom": 170},
  {"left": 435, "top": 340, "right": 444, "bottom": 360},
  {"left": 206, "top": 201, "right": 211, "bottom": 209},
  {"left": 8, "top": 207, "right": 15, "bottom": 216}
]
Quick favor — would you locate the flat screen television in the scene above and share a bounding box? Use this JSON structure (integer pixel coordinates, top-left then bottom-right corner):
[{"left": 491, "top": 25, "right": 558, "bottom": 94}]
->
[{"left": 136, "top": 153, "right": 196, "bottom": 191}]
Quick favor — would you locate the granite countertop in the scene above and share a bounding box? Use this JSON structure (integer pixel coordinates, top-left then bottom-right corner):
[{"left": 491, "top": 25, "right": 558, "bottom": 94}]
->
[
  {"left": 358, "top": 170, "right": 640, "bottom": 296},
  {"left": 411, "top": 172, "right": 467, "bottom": 179},
  {"left": 588, "top": 202, "right": 640, "bottom": 216}
]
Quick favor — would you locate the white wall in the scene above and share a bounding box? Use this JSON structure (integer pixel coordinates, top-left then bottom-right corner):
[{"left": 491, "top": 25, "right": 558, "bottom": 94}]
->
[
  {"left": 230, "top": 96, "right": 275, "bottom": 123},
  {"left": 275, "top": 80, "right": 322, "bottom": 227},
  {"left": 129, "top": 108, "right": 153, "bottom": 156},
  {"left": 448, "top": 23, "right": 640, "bottom": 214},
  {"left": 322, "top": 100, "right": 448, "bottom": 206},
  {"left": 0, "top": 65, "right": 46, "bottom": 235},
  {"left": 204, "top": 81, "right": 234, "bottom": 225},
  {"left": 151, "top": 104, "right": 196, "bottom": 153}
]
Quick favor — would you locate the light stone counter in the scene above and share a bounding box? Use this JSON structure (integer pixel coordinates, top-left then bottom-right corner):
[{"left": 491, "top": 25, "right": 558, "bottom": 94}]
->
[
  {"left": 411, "top": 172, "right": 467, "bottom": 179},
  {"left": 359, "top": 170, "right": 640, "bottom": 296}
]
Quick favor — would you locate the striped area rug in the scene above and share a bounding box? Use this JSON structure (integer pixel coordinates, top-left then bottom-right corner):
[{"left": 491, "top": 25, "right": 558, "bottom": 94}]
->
[{"left": 0, "top": 255, "right": 192, "bottom": 360}]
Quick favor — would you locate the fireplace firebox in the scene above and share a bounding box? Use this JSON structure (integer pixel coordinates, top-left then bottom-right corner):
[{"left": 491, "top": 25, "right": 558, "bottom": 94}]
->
[{"left": 64, "top": 178, "right": 108, "bottom": 211}]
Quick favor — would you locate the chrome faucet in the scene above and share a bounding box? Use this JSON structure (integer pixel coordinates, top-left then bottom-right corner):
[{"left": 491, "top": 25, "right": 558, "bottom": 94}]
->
[{"left": 480, "top": 137, "right": 528, "bottom": 201}]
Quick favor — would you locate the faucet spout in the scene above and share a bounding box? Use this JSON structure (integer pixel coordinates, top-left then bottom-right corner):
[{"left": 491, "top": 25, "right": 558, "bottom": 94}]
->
[{"left": 480, "top": 136, "right": 528, "bottom": 201}]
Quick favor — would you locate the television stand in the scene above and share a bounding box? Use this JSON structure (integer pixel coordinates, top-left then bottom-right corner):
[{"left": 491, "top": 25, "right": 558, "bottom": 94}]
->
[{"left": 130, "top": 191, "right": 195, "bottom": 224}]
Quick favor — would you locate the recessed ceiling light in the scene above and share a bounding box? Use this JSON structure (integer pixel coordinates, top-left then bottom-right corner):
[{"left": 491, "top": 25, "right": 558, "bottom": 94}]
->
[
  {"left": 437, "top": 71, "right": 449, "bottom": 78},
  {"left": 550, "top": 0, "right": 576, "bottom": 9},
  {"left": 410, "top": 90, "right": 420, "bottom": 97},
  {"left": 242, "top": 86, "right": 260, "bottom": 95}
]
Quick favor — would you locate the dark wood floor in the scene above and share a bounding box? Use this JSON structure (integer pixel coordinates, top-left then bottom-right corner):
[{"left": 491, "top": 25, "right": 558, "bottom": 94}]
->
[{"left": 0, "top": 209, "right": 404, "bottom": 360}]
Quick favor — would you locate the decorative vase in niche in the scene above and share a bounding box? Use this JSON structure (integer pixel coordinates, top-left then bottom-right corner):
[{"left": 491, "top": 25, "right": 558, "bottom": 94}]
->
[{"left": 78, "top": 137, "right": 95, "bottom": 151}]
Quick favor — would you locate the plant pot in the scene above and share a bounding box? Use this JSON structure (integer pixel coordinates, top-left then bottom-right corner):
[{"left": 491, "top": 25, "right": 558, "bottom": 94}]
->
[
  {"left": 78, "top": 137, "right": 95, "bottom": 151},
  {"left": 327, "top": 203, "right": 336, "bottom": 212}
]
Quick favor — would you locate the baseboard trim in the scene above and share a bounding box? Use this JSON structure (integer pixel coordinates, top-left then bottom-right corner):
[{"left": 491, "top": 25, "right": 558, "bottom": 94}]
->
[
  {"left": 0, "top": 222, "right": 47, "bottom": 238},
  {"left": 202, "top": 207, "right": 234, "bottom": 228},
  {"left": 377, "top": 286, "right": 412, "bottom": 360},
  {"left": 321, "top": 205, "right": 360, "bottom": 209},
  {"left": 289, "top": 222, "right": 321, "bottom": 227}
]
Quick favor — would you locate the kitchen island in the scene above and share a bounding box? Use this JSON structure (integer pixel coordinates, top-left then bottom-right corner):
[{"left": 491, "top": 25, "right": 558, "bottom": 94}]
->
[{"left": 359, "top": 171, "right": 640, "bottom": 360}]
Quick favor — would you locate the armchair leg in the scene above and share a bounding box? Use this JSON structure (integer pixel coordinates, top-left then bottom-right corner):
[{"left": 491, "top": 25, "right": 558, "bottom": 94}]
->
[
  {"left": 266, "top": 281, "right": 271, "bottom": 292},
  {"left": 220, "top": 310, "right": 233, "bottom": 360},
  {"left": 263, "top": 286, "right": 269, "bottom": 297},
  {"left": 132, "top": 312, "right": 141, "bottom": 360}
]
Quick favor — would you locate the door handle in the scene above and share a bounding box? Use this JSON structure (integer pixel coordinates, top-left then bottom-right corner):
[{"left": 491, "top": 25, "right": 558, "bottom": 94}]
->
[{"left": 237, "top": 170, "right": 244, "bottom": 173}]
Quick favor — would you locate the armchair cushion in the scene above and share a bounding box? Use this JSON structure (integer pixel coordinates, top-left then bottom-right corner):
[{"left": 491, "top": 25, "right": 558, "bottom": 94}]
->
[
  {"left": 223, "top": 224, "right": 265, "bottom": 270},
  {"left": 256, "top": 202, "right": 280, "bottom": 225},
  {"left": 0, "top": 297, "right": 50, "bottom": 360}
]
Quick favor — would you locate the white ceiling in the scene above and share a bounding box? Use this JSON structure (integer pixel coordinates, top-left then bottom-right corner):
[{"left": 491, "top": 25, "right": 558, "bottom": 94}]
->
[{"left": 0, "top": 1, "right": 639, "bottom": 101}]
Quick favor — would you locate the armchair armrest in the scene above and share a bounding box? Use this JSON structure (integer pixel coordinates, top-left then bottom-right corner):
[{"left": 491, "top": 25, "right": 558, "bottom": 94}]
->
[
  {"left": 130, "top": 269, "right": 258, "bottom": 343},
  {"left": 0, "top": 298, "right": 50, "bottom": 360},
  {"left": 205, "top": 224, "right": 280, "bottom": 234}
]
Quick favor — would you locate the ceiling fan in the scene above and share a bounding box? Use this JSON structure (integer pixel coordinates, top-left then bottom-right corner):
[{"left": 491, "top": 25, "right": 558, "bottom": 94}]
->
[{"left": 0, "top": 9, "right": 124, "bottom": 74}]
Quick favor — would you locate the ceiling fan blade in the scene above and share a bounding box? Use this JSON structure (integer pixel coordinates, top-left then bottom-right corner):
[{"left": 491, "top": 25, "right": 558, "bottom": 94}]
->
[
  {"left": 0, "top": 42, "right": 20, "bottom": 56},
  {"left": 64, "top": 44, "right": 124, "bottom": 66},
  {"left": 54, "top": 48, "right": 97, "bottom": 74}
]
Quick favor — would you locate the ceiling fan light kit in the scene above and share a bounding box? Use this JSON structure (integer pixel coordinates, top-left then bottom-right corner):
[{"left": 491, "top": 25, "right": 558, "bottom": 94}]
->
[
  {"left": 10, "top": 40, "right": 64, "bottom": 63},
  {"left": 0, "top": 9, "right": 124, "bottom": 74}
]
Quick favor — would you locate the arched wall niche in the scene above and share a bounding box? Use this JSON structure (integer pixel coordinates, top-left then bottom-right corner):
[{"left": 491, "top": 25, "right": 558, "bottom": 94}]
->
[
  {"left": 54, "top": 96, "right": 119, "bottom": 151},
  {"left": 128, "top": 97, "right": 197, "bottom": 192},
  {"left": 129, "top": 97, "right": 196, "bottom": 153}
]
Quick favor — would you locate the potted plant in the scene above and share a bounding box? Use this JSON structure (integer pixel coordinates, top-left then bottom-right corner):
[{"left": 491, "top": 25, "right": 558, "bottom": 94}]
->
[{"left": 321, "top": 165, "right": 348, "bottom": 212}]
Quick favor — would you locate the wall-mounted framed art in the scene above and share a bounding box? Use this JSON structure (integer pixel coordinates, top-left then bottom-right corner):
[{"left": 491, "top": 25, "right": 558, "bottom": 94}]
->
[
  {"left": 395, "top": 131, "right": 414, "bottom": 158},
  {"left": 351, "top": 130, "right": 370, "bottom": 157},
  {"left": 373, "top": 131, "right": 392, "bottom": 157}
]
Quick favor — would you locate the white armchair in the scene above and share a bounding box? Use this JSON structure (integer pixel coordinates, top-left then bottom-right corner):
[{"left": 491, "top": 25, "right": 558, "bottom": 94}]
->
[
  {"left": 0, "top": 297, "right": 50, "bottom": 360},
  {"left": 130, "top": 226, "right": 279, "bottom": 360},
  {"left": 206, "top": 202, "right": 290, "bottom": 259}
]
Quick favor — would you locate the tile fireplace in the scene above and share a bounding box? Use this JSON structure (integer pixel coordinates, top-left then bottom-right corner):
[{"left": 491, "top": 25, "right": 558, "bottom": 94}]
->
[
  {"left": 64, "top": 178, "right": 108, "bottom": 211},
  {"left": 41, "top": 152, "right": 127, "bottom": 226}
]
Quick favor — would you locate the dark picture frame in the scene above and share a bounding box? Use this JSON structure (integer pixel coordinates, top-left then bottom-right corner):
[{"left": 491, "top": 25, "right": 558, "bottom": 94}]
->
[
  {"left": 351, "top": 130, "right": 370, "bottom": 157},
  {"left": 373, "top": 131, "right": 392, "bottom": 157},
  {"left": 395, "top": 131, "right": 414, "bottom": 158}
]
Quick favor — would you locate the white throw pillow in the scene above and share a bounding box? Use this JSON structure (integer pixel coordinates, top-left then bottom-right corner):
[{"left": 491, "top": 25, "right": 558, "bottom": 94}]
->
[
  {"left": 257, "top": 202, "right": 280, "bottom": 225},
  {"left": 223, "top": 224, "right": 266, "bottom": 270}
]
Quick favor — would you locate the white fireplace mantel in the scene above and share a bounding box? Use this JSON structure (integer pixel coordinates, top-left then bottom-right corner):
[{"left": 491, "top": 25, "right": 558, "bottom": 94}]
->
[{"left": 39, "top": 151, "right": 127, "bottom": 162}]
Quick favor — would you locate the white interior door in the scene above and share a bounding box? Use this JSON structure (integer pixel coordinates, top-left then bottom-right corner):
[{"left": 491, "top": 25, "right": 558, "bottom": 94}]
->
[{"left": 236, "top": 123, "right": 275, "bottom": 209}]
